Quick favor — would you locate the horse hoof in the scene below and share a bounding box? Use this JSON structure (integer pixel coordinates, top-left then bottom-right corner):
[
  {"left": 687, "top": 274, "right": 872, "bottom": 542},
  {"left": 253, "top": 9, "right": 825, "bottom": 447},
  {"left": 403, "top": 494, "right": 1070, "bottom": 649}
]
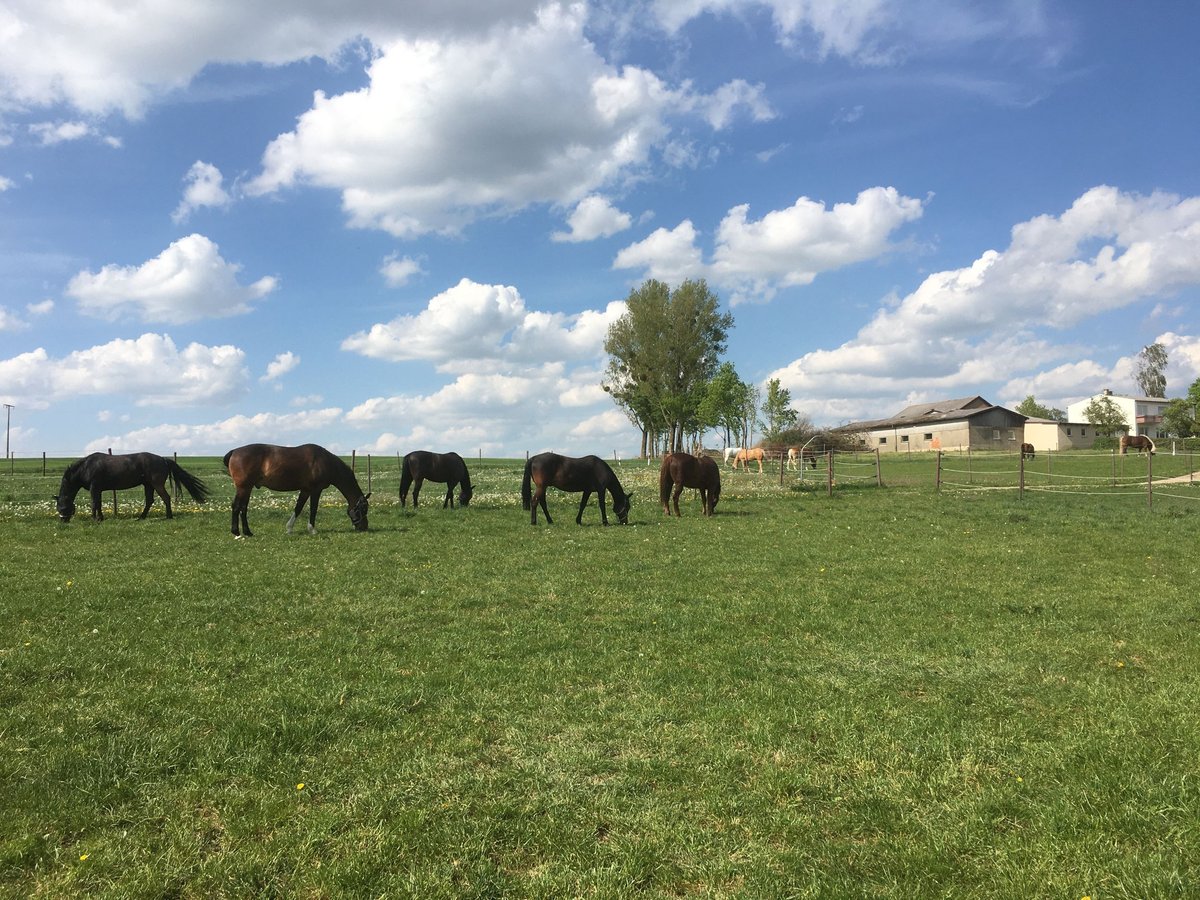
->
[{"left": 234, "top": 534, "right": 246, "bottom": 540}]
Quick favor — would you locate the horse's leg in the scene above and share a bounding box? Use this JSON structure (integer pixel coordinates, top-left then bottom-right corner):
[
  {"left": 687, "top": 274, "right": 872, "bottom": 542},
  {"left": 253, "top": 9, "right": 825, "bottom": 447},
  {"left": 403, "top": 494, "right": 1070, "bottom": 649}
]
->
[
  {"left": 90, "top": 486, "right": 104, "bottom": 521},
  {"left": 444, "top": 482, "right": 454, "bottom": 509},
  {"left": 232, "top": 487, "right": 253, "bottom": 537},
  {"left": 412, "top": 477, "right": 423, "bottom": 507},
  {"left": 287, "top": 491, "right": 310, "bottom": 534},
  {"left": 156, "top": 481, "right": 173, "bottom": 519},
  {"left": 532, "top": 487, "right": 550, "bottom": 525},
  {"left": 139, "top": 484, "right": 154, "bottom": 518},
  {"left": 672, "top": 483, "right": 684, "bottom": 517},
  {"left": 307, "top": 489, "right": 322, "bottom": 534}
]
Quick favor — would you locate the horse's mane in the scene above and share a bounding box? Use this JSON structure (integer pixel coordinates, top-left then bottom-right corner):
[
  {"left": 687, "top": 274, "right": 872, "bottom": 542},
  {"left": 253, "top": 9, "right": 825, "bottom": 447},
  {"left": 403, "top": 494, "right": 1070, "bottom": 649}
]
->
[{"left": 61, "top": 455, "right": 90, "bottom": 485}]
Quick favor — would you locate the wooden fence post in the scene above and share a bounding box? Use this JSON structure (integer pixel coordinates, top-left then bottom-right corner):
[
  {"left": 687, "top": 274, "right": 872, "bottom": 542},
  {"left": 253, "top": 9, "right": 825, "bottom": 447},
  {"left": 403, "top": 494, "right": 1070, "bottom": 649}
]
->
[
  {"left": 826, "top": 450, "right": 834, "bottom": 497},
  {"left": 109, "top": 448, "right": 117, "bottom": 516},
  {"left": 367, "top": 453, "right": 372, "bottom": 494},
  {"left": 1147, "top": 450, "right": 1153, "bottom": 510},
  {"left": 1018, "top": 448, "right": 1024, "bottom": 499},
  {"left": 875, "top": 448, "right": 882, "bottom": 487},
  {"left": 936, "top": 451, "right": 942, "bottom": 493}
]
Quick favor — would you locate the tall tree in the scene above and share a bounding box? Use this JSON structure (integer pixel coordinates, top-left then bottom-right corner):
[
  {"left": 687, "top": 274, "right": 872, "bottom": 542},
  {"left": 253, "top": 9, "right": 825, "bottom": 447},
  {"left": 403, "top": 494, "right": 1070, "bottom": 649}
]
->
[
  {"left": 603, "top": 279, "right": 733, "bottom": 456},
  {"left": 1080, "top": 394, "right": 1129, "bottom": 437},
  {"left": 1135, "top": 342, "right": 1168, "bottom": 398},
  {"left": 698, "top": 362, "right": 753, "bottom": 449},
  {"left": 1015, "top": 395, "right": 1066, "bottom": 422},
  {"left": 760, "top": 378, "right": 799, "bottom": 443},
  {"left": 1162, "top": 375, "right": 1200, "bottom": 438}
]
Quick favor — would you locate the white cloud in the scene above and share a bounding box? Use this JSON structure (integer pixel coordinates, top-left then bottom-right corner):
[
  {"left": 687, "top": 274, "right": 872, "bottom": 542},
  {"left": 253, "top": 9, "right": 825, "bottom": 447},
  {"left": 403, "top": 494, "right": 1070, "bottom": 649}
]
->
[
  {"left": 0, "top": 333, "right": 249, "bottom": 409},
  {"left": 65, "top": 233, "right": 278, "bottom": 323},
  {"left": 613, "top": 186, "right": 924, "bottom": 301},
  {"left": 246, "top": 4, "right": 769, "bottom": 237},
  {"left": 380, "top": 254, "right": 423, "bottom": 287},
  {"left": 26, "top": 299, "right": 54, "bottom": 315},
  {"left": 0, "top": 0, "right": 548, "bottom": 117},
  {"left": 172, "top": 161, "right": 232, "bottom": 223},
  {"left": 81, "top": 407, "right": 347, "bottom": 456},
  {"left": 341, "top": 277, "right": 626, "bottom": 373},
  {"left": 0, "top": 175, "right": 15, "bottom": 191},
  {"left": 30, "top": 120, "right": 91, "bottom": 144},
  {"left": 552, "top": 195, "right": 634, "bottom": 243},
  {"left": 262, "top": 351, "right": 300, "bottom": 382},
  {"left": 768, "top": 186, "right": 1200, "bottom": 422},
  {"left": 0, "top": 306, "right": 28, "bottom": 331}
]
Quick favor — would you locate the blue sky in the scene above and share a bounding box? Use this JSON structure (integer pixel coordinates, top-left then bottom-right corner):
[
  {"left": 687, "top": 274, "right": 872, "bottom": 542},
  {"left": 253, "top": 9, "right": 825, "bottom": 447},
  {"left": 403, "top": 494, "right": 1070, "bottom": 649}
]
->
[{"left": 2, "top": 0, "right": 1199, "bottom": 458}]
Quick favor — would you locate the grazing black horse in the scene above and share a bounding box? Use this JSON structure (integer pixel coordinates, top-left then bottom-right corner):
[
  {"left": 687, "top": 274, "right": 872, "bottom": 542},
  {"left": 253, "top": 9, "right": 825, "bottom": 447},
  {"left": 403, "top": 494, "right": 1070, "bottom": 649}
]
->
[
  {"left": 399, "top": 450, "right": 473, "bottom": 509},
  {"left": 521, "top": 452, "right": 631, "bottom": 526},
  {"left": 224, "top": 443, "right": 369, "bottom": 537},
  {"left": 56, "top": 451, "right": 209, "bottom": 522},
  {"left": 659, "top": 452, "right": 721, "bottom": 517}
]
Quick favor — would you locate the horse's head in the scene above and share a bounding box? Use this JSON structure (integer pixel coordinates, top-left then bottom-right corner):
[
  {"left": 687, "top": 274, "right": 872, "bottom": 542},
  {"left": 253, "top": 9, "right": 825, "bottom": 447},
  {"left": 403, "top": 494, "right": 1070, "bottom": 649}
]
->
[
  {"left": 613, "top": 491, "right": 631, "bottom": 525},
  {"left": 55, "top": 495, "right": 76, "bottom": 522},
  {"left": 348, "top": 493, "right": 370, "bottom": 531},
  {"left": 458, "top": 483, "right": 473, "bottom": 507}
]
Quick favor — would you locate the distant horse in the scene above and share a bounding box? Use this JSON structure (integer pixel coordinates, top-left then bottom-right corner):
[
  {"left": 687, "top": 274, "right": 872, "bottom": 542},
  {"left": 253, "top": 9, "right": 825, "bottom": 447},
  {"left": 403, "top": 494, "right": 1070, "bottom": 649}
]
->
[
  {"left": 724, "top": 447, "right": 743, "bottom": 467},
  {"left": 224, "top": 443, "right": 370, "bottom": 537},
  {"left": 1119, "top": 434, "right": 1156, "bottom": 455},
  {"left": 521, "top": 452, "right": 631, "bottom": 526},
  {"left": 787, "top": 447, "right": 818, "bottom": 470},
  {"left": 1020, "top": 443, "right": 1035, "bottom": 460},
  {"left": 734, "top": 447, "right": 765, "bottom": 473},
  {"left": 659, "top": 452, "right": 721, "bottom": 517},
  {"left": 56, "top": 451, "right": 209, "bottom": 522},
  {"left": 399, "top": 450, "right": 473, "bottom": 509}
]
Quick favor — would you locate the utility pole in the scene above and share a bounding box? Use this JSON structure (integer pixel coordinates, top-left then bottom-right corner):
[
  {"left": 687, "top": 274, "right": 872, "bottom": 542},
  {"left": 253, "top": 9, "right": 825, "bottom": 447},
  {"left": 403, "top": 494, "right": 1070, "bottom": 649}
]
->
[{"left": 3, "top": 404, "right": 11, "bottom": 461}]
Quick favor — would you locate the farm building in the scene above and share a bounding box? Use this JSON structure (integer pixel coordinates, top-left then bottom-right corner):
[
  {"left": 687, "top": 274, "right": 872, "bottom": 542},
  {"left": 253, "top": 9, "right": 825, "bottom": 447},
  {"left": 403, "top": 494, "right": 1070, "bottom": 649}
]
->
[
  {"left": 835, "top": 396, "right": 1027, "bottom": 453},
  {"left": 1065, "top": 389, "right": 1169, "bottom": 439},
  {"left": 1023, "top": 417, "right": 1098, "bottom": 452}
]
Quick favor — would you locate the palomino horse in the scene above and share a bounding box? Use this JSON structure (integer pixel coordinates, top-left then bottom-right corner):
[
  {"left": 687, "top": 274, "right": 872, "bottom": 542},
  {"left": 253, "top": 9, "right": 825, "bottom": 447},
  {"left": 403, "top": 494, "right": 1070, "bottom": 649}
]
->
[
  {"left": 1119, "top": 434, "right": 1156, "bottom": 455},
  {"left": 1020, "top": 443, "right": 1035, "bottom": 460},
  {"left": 521, "top": 452, "right": 631, "bottom": 526},
  {"left": 734, "top": 447, "right": 765, "bottom": 473},
  {"left": 224, "top": 443, "right": 370, "bottom": 537},
  {"left": 723, "top": 447, "right": 743, "bottom": 467},
  {"left": 56, "top": 451, "right": 209, "bottom": 522},
  {"left": 659, "top": 452, "right": 721, "bottom": 517},
  {"left": 399, "top": 450, "right": 473, "bottom": 509},
  {"left": 787, "top": 447, "right": 818, "bottom": 470}
]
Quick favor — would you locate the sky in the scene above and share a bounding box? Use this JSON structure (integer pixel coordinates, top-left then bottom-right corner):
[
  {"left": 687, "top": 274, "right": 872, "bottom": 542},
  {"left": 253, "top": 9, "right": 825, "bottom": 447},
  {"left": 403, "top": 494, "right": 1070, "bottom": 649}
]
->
[{"left": 2, "top": 0, "right": 1199, "bottom": 459}]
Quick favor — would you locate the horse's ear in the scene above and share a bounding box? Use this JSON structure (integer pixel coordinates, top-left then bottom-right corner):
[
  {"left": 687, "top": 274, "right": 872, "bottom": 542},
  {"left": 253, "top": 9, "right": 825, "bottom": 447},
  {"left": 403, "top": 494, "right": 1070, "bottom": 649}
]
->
[{"left": 364, "top": 492, "right": 372, "bottom": 500}]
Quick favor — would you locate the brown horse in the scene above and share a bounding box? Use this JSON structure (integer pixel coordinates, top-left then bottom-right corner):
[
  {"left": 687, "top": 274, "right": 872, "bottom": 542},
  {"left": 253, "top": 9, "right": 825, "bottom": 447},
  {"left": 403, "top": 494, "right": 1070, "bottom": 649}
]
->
[
  {"left": 224, "top": 443, "right": 370, "bottom": 537},
  {"left": 521, "top": 452, "right": 630, "bottom": 525},
  {"left": 399, "top": 450, "right": 473, "bottom": 509},
  {"left": 659, "top": 452, "right": 721, "bottom": 517},
  {"left": 734, "top": 446, "right": 765, "bottom": 473},
  {"left": 1119, "top": 434, "right": 1156, "bottom": 455},
  {"left": 55, "top": 451, "right": 209, "bottom": 522},
  {"left": 1020, "top": 442, "right": 1035, "bottom": 460}
]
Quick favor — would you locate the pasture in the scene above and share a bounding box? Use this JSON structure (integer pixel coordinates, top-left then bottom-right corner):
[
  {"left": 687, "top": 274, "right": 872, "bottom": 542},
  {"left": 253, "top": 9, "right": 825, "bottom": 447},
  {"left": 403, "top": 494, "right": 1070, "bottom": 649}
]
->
[{"left": 2, "top": 453, "right": 1199, "bottom": 897}]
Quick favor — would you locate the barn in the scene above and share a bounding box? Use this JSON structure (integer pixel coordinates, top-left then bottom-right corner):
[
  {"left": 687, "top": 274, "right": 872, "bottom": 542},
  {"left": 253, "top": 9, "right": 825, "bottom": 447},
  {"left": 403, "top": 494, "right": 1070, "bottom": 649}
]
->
[{"left": 835, "top": 396, "right": 1028, "bottom": 454}]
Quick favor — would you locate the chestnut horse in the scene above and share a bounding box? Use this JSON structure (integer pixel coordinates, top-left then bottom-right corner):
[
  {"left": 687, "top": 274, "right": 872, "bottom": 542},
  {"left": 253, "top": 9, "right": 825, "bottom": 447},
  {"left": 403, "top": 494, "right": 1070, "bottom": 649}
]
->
[
  {"left": 659, "top": 452, "right": 721, "bottom": 517},
  {"left": 224, "top": 443, "right": 370, "bottom": 537},
  {"left": 1020, "top": 443, "right": 1035, "bottom": 460},
  {"left": 734, "top": 446, "right": 765, "bottom": 473},
  {"left": 1119, "top": 434, "right": 1156, "bottom": 455},
  {"left": 521, "top": 452, "right": 631, "bottom": 526},
  {"left": 399, "top": 450, "right": 473, "bottom": 509},
  {"left": 56, "top": 451, "right": 209, "bottom": 522}
]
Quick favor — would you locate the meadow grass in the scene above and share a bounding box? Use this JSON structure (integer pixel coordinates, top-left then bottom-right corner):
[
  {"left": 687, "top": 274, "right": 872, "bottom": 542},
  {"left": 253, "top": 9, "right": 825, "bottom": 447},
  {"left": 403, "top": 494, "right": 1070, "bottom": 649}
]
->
[{"left": 1, "top": 455, "right": 1199, "bottom": 897}]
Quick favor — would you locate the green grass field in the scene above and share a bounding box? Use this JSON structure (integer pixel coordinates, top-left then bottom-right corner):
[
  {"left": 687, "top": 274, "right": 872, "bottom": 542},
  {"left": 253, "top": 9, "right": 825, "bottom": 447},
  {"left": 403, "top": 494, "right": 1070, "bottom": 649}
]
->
[{"left": 2, "top": 453, "right": 1199, "bottom": 897}]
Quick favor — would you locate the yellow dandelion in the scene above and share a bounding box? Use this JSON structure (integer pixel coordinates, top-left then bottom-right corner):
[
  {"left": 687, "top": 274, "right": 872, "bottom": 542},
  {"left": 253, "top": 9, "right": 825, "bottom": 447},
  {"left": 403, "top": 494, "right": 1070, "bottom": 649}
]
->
[
  {"left": 296, "top": 782, "right": 305, "bottom": 790},
  {"left": 79, "top": 853, "right": 89, "bottom": 861}
]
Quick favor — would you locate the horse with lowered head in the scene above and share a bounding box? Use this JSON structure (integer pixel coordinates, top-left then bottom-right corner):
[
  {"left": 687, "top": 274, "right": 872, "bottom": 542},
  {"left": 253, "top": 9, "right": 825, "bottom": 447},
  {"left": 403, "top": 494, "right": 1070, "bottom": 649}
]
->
[
  {"left": 1119, "top": 434, "right": 1156, "bottom": 455},
  {"left": 659, "top": 452, "right": 721, "bottom": 517},
  {"left": 521, "top": 452, "right": 631, "bottom": 525},
  {"left": 399, "top": 450, "right": 473, "bottom": 509},
  {"left": 1020, "top": 443, "right": 1035, "bottom": 460},
  {"left": 56, "top": 451, "right": 209, "bottom": 522},
  {"left": 224, "top": 443, "right": 369, "bottom": 537},
  {"left": 734, "top": 446, "right": 765, "bottom": 473}
]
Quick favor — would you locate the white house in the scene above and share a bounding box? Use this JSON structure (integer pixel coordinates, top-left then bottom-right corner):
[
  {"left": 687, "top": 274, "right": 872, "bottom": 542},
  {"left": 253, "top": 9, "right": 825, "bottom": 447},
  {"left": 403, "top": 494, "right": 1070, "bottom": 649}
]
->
[{"left": 1066, "top": 389, "right": 1169, "bottom": 439}]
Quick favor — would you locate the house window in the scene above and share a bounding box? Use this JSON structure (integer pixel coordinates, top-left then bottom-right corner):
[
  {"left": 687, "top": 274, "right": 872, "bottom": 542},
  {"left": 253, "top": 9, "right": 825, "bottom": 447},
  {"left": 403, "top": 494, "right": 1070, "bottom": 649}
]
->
[
  {"left": 1066, "top": 427, "right": 1072, "bottom": 436},
  {"left": 1081, "top": 428, "right": 1086, "bottom": 436},
  {"left": 924, "top": 433, "right": 933, "bottom": 440},
  {"left": 879, "top": 436, "right": 888, "bottom": 445},
  {"left": 901, "top": 435, "right": 909, "bottom": 443},
  {"left": 1008, "top": 430, "right": 1016, "bottom": 441},
  {"left": 992, "top": 429, "right": 1001, "bottom": 440}
]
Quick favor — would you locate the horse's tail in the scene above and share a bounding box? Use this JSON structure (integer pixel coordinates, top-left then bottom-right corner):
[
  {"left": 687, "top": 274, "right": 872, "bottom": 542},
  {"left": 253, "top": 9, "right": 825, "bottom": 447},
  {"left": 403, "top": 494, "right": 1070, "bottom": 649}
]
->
[
  {"left": 168, "top": 460, "right": 210, "bottom": 504},
  {"left": 222, "top": 449, "right": 234, "bottom": 470},
  {"left": 398, "top": 454, "right": 413, "bottom": 501},
  {"left": 521, "top": 458, "right": 533, "bottom": 510},
  {"left": 1148, "top": 437, "right": 1157, "bottom": 454},
  {"left": 658, "top": 461, "right": 672, "bottom": 507}
]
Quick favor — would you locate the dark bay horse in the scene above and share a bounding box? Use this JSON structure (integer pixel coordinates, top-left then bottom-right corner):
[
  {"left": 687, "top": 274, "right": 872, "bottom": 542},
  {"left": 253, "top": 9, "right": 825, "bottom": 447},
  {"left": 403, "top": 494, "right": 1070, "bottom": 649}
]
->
[
  {"left": 521, "top": 452, "right": 631, "bottom": 526},
  {"left": 399, "top": 450, "right": 473, "bottom": 509},
  {"left": 659, "top": 452, "right": 721, "bottom": 517},
  {"left": 1119, "top": 434, "right": 1156, "bottom": 455},
  {"left": 224, "top": 443, "right": 369, "bottom": 537},
  {"left": 56, "top": 452, "right": 210, "bottom": 522},
  {"left": 1020, "top": 442, "right": 1035, "bottom": 460}
]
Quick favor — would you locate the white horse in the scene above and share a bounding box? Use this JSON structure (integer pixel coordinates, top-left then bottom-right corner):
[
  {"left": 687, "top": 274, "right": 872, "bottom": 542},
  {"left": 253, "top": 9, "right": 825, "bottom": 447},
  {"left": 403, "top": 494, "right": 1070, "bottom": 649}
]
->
[
  {"left": 724, "top": 447, "right": 743, "bottom": 467},
  {"left": 787, "top": 447, "right": 798, "bottom": 470}
]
